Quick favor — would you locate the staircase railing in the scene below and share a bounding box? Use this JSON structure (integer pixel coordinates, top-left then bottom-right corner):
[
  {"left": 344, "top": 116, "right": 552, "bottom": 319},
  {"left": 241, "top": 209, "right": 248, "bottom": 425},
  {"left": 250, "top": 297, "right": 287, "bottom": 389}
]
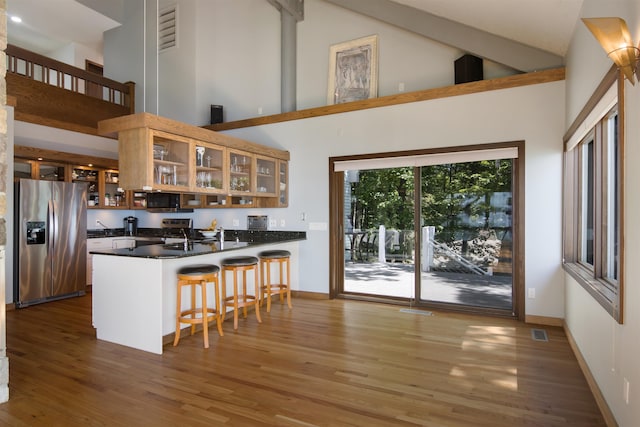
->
[{"left": 428, "top": 240, "right": 488, "bottom": 275}]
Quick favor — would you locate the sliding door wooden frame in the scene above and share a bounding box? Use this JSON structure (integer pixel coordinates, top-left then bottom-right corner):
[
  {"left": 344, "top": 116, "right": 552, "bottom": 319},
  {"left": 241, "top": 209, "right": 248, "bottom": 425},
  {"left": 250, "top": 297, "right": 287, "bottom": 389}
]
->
[{"left": 329, "top": 141, "right": 525, "bottom": 320}]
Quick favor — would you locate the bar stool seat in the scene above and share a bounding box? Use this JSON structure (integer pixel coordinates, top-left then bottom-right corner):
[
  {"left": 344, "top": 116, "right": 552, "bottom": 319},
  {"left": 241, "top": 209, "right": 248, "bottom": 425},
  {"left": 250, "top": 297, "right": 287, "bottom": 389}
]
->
[
  {"left": 221, "top": 256, "right": 262, "bottom": 330},
  {"left": 173, "top": 263, "right": 223, "bottom": 348},
  {"left": 258, "top": 249, "right": 292, "bottom": 312}
]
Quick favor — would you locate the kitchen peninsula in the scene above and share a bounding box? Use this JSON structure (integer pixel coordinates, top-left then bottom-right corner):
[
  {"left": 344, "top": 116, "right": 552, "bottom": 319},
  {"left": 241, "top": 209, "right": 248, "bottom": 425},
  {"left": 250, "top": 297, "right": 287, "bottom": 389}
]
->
[{"left": 91, "top": 232, "right": 304, "bottom": 354}]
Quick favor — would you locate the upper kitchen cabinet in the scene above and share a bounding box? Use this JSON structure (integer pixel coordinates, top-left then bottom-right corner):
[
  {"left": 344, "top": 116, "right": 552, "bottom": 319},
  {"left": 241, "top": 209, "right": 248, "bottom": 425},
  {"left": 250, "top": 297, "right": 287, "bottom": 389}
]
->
[
  {"left": 256, "top": 159, "right": 288, "bottom": 208},
  {"left": 229, "top": 150, "right": 254, "bottom": 194},
  {"left": 278, "top": 160, "right": 288, "bottom": 207},
  {"left": 98, "top": 113, "right": 290, "bottom": 207},
  {"left": 151, "top": 132, "right": 191, "bottom": 191},
  {"left": 195, "top": 144, "right": 226, "bottom": 193},
  {"left": 71, "top": 166, "right": 100, "bottom": 207},
  {"left": 256, "top": 155, "right": 277, "bottom": 196}
]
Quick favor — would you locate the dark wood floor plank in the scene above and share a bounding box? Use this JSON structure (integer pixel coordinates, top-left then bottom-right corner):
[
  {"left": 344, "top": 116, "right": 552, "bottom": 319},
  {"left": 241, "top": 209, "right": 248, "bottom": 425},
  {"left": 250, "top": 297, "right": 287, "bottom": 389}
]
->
[{"left": 0, "top": 295, "right": 605, "bottom": 426}]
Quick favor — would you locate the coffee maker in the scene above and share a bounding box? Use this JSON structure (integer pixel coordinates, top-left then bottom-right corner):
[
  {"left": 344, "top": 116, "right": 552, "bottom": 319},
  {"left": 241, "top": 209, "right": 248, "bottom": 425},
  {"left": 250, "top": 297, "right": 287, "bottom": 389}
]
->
[{"left": 123, "top": 216, "right": 138, "bottom": 236}]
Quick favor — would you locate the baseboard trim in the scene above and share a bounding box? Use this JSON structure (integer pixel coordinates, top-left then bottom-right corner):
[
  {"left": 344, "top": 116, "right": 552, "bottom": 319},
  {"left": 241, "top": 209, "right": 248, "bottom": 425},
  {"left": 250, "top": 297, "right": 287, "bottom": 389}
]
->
[
  {"left": 524, "top": 314, "right": 563, "bottom": 326},
  {"left": 564, "top": 321, "right": 618, "bottom": 427},
  {"left": 291, "top": 290, "right": 329, "bottom": 300}
]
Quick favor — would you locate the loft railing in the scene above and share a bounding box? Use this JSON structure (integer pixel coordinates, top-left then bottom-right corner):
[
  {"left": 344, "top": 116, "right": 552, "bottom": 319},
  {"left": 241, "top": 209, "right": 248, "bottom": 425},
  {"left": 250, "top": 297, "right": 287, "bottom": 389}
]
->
[
  {"left": 6, "top": 44, "right": 134, "bottom": 109},
  {"left": 6, "top": 44, "right": 135, "bottom": 135}
]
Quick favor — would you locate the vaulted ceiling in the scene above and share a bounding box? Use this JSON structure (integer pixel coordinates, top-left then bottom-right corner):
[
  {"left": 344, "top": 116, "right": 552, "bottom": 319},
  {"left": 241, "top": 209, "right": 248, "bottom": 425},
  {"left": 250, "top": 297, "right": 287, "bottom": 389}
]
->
[{"left": 7, "top": 0, "right": 583, "bottom": 71}]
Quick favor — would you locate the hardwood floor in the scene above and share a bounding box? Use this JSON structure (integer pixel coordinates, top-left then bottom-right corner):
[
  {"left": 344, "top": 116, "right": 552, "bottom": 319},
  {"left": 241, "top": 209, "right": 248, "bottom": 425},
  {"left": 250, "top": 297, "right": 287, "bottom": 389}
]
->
[{"left": 1, "top": 295, "right": 605, "bottom": 426}]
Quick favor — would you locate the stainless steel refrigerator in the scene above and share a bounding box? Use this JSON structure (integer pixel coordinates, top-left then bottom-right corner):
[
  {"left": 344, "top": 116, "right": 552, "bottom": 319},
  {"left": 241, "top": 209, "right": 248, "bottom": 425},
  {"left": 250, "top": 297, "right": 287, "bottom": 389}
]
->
[{"left": 14, "top": 179, "right": 87, "bottom": 307}]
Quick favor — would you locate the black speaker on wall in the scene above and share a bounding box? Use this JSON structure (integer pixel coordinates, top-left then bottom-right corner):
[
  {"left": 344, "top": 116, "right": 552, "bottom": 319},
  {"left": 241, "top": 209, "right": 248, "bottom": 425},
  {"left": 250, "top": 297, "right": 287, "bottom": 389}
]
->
[
  {"left": 210, "top": 105, "right": 223, "bottom": 124},
  {"left": 454, "top": 54, "right": 483, "bottom": 84}
]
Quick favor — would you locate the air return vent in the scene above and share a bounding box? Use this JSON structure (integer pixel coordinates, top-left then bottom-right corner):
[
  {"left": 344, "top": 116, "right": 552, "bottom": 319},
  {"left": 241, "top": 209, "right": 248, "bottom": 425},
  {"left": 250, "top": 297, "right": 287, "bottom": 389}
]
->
[
  {"left": 531, "top": 328, "right": 549, "bottom": 342},
  {"left": 159, "top": 6, "right": 177, "bottom": 52}
]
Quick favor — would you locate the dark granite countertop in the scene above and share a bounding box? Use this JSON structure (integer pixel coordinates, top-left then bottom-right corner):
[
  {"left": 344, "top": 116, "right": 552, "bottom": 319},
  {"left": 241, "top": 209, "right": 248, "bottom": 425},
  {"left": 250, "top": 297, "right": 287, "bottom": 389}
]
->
[
  {"left": 89, "top": 232, "right": 305, "bottom": 259},
  {"left": 88, "top": 228, "right": 305, "bottom": 243}
]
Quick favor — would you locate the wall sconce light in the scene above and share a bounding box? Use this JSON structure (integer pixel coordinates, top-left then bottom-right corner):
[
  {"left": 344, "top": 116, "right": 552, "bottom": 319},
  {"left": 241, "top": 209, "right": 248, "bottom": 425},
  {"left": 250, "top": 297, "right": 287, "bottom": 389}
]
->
[{"left": 582, "top": 17, "right": 640, "bottom": 84}]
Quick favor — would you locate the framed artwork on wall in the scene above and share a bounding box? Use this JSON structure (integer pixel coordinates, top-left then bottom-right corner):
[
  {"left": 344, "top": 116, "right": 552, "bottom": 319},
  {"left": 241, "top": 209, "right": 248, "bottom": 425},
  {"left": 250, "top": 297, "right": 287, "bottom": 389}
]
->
[{"left": 327, "top": 35, "right": 378, "bottom": 105}]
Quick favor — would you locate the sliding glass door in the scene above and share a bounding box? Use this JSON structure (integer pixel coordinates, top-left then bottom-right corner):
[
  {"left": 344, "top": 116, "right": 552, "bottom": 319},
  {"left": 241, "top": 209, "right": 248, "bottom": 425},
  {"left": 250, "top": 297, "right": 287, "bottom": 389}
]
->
[
  {"left": 418, "top": 160, "right": 513, "bottom": 310},
  {"left": 332, "top": 143, "right": 522, "bottom": 317},
  {"left": 343, "top": 167, "right": 416, "bottom": 300}
]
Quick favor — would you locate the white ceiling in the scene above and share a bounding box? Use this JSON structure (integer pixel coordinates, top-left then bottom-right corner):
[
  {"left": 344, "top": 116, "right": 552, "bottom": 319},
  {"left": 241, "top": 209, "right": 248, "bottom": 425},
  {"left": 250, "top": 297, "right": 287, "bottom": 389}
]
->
[
  {"left": 7, "top": 0, "right": 584, "bottom": 58},
  {"left": 392, "top": 0, "right": 584, "bottom": 57},
  {"left": 6, "top": 0, "right": 120, "bottom": 55}
]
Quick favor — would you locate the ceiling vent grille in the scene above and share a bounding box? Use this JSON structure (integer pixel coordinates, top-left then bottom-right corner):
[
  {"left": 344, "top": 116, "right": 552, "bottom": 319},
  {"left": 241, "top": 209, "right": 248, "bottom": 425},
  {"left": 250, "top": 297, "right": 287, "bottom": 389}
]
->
[{"left": 159, "top": 5, "right": 177, "bottom": 52}]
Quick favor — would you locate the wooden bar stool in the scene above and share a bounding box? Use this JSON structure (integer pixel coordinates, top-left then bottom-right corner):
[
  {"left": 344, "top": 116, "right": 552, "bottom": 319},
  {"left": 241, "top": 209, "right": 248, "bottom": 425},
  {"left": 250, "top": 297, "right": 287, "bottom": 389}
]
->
[
  {"left": 258, "top": 249, "right": 292, "bottom": 312},
  {"left": 173, "top": 264, "right": 224, "bottom": 348},
  {"left": 221, "top": 256, "right": 262, "bottom": 330}
]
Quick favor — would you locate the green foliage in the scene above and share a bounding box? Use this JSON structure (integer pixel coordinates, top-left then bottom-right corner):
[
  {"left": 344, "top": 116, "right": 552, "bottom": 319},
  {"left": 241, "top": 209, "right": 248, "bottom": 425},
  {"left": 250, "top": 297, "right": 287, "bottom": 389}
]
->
[
  {"left": 348, "top": 160, "right": 512, "bottom": 241},
  {"left": 350, "top": 167, "right": 414, "bottom": 230}
]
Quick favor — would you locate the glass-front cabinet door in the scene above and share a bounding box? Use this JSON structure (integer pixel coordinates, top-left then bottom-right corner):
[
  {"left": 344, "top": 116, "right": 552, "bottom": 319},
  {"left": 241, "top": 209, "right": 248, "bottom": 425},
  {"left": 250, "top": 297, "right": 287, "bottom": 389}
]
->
[
  {"left": 72, "top": 166, "right": 100, "bottom": 207},
  {"left": 14, "top": 159, "right": 33, "bottom": 179},
  {"left": 228, "top": 150, "right": 254, "bottom": 194},
  {"left": 256, "top": 156, "right": 277, "bottom": 196},
  {"left": 39, "top": 163, "right": 67, "bottom": 182},
  {"left": 152, "top": 131, "right": 191, "bottom": 191},
  {"left": 195, "top": 144, "right": 225, "bottom": 193},
  {"left": 278, "top": 160, "right": 288, "bottom": 207},
  {"left": 104, "top": 169, "right": 126, "bottom": 208}
]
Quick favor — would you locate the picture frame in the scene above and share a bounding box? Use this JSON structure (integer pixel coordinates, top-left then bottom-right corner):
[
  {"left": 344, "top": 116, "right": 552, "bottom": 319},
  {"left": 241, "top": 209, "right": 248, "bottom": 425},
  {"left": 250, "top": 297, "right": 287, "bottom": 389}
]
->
[{"left": 327, "top": 35, "right": 378, "bottom": 105}]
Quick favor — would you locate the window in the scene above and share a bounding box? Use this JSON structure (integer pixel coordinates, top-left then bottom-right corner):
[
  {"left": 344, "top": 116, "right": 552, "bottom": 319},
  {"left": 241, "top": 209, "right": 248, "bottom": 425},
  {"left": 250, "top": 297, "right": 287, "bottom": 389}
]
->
[{"left": 563, "top": 69, "right": 624, "bottom": 323}]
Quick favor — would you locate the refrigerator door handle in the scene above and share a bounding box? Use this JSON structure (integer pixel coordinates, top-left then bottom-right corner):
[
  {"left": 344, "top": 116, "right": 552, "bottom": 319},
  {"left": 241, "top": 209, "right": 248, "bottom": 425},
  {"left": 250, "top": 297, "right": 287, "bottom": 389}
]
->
[{"left": 48, "top": 199, "right": 55, "bottom": 252}]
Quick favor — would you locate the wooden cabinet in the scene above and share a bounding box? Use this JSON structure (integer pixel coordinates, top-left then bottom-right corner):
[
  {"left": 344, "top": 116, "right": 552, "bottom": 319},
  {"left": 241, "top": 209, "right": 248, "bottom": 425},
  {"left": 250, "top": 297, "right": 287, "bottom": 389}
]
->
[
  {"left": 278, "top": 160, "right": 288, "bottom": 207},
  {"left": 256, "top": 155, "right": 277, "bottom": 196},
  {"left": 150, "top": 131, "right": 192, "bottom": 191},
  {"left": 99, "top": 113, "right": 290, "bottom": 208},
  {"left": 195, "top": 144, "right": 225, "bottom": 193},
  {"left": 228, "top": 149, "right": 253, "bottom": 194},
  {"left": 72, "top": 167, "right": 128, "bottom": 209},
  {"left": 72, "top": 166, "right": 100, "bottom": 207}
]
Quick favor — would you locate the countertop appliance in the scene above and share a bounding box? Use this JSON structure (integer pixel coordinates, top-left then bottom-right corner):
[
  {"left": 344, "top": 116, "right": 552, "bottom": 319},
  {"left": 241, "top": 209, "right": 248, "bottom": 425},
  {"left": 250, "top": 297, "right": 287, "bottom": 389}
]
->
[
  {"left": 14, "top": 179, "right": 87, "bottom": 307},
  {"left": 124, "top": 216, "right": 138, "bottom": 236}
]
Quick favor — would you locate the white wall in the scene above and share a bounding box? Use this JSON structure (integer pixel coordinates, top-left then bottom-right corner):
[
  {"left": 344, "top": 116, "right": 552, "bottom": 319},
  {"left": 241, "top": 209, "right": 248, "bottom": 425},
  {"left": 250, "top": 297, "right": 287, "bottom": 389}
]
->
[
  {"left": 564, "top": 0, "right": 640, "bottom": 425},
  {"left": 224, "top": 81, "right": 566, "bottom": 310},
  {"left": 106, "top": 0, "right": 516, "bottom": 124},
  {"left": 97, "top": 0, "right": 565, "bottom": 310},
  {"left": 194, "top": 0, "right": 281, "bottom": 125}
]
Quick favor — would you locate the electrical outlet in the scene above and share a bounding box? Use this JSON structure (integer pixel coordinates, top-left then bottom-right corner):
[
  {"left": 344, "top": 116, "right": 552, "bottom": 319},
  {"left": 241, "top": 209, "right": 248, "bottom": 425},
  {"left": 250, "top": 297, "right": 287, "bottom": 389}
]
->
[
  {"left": 96, "top": 220, "right": 100, "bottom": 225},
  {"left": 624, "top": 378, "right": 630, "bottom": 404},
  {"left": 528, "top": 288, "right": 536, "bottom": 298},
  {"left": 398, "top": 82, "right": 405, "bottom": 92},
  {"left": 269, "top": 219, "right": 276, "bottom": 228},
  {"left": 280, "top": 219, "right": 285, "bottom": 227},
  {"left": 232, "top": 219, "right": 239, "bottom": 227}
]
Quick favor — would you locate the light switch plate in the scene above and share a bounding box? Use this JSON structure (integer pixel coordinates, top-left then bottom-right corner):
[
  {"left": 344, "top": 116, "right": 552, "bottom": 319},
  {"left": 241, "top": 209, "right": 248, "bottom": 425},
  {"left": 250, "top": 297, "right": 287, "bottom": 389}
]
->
[{"left": 232, "top": 219, "right": 239, "bottom": 227}]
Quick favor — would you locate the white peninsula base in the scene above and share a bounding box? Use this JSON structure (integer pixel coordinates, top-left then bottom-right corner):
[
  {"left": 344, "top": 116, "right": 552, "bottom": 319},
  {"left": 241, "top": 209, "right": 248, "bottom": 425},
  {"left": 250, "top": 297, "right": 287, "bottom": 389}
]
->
[{"left": 92, "top": 242, "right": 299, "bottom": 354}]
